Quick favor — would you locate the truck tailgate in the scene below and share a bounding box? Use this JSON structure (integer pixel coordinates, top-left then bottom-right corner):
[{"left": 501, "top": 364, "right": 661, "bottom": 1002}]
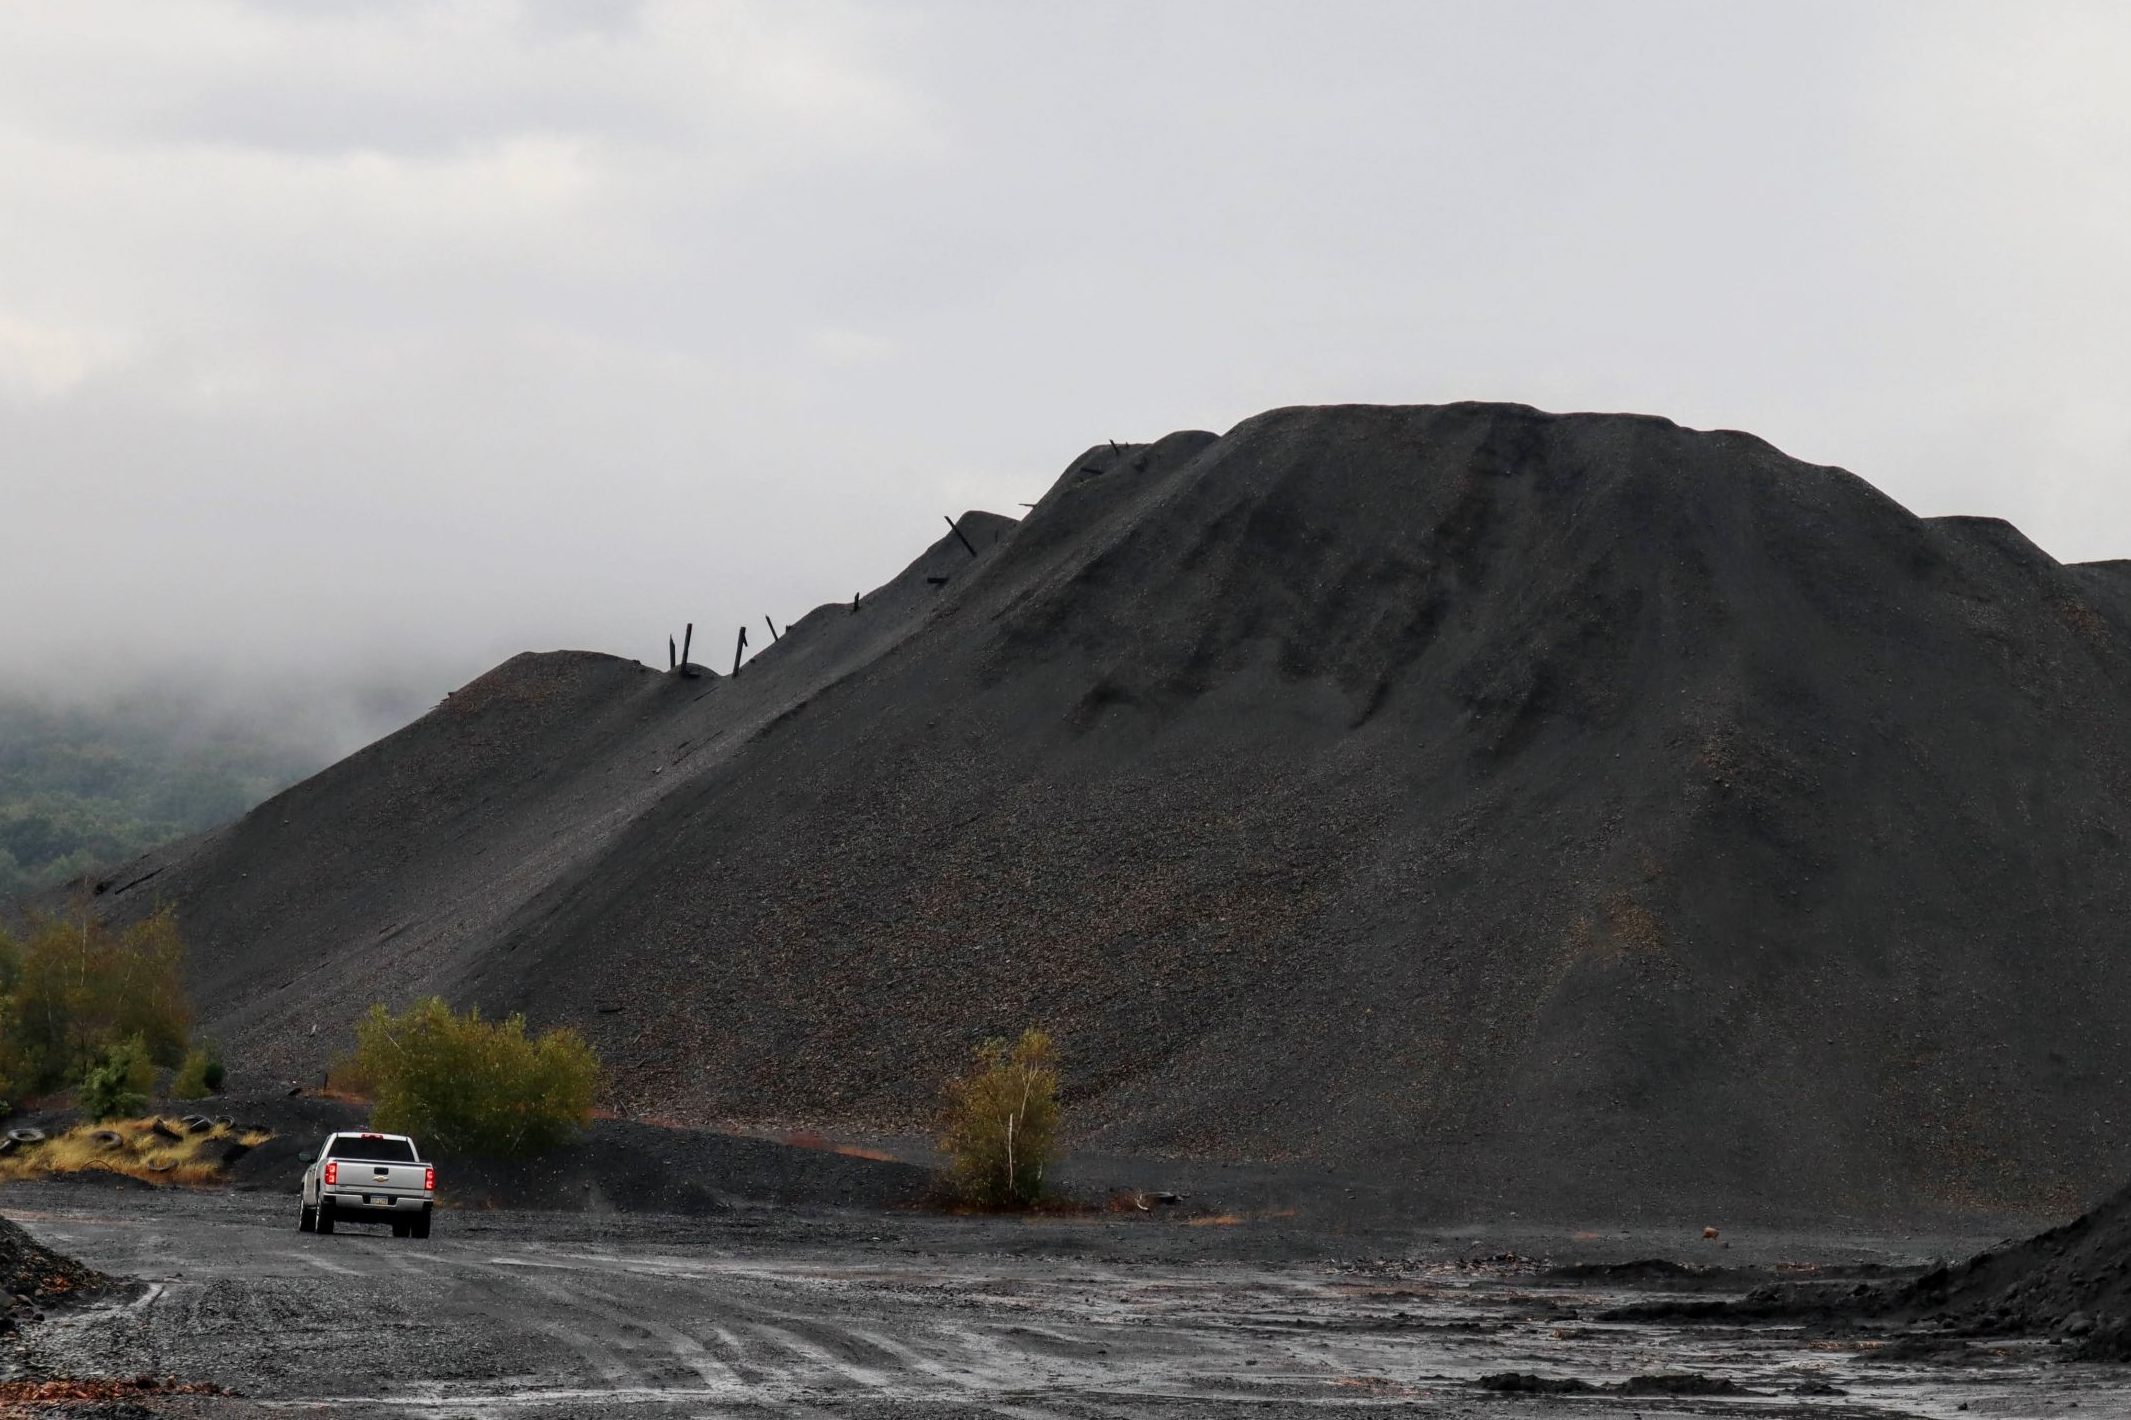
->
[{"left": 331, "top": 1160, "right": 427, "bottom": 1195}]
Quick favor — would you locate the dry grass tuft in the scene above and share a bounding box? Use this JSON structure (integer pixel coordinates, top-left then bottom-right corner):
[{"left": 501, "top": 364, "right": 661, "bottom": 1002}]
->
[{"left": 0, "top": 1117, "right": 271, "bottom": 1188}]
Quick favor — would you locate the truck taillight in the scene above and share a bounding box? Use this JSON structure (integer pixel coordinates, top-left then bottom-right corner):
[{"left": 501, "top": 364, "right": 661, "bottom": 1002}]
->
[
  {"left": 324, "top": 1161, "right": 337, "bottom": 1186},
  {"left": 424, "top": 1166, "right": 435, "bottom": 1191}
]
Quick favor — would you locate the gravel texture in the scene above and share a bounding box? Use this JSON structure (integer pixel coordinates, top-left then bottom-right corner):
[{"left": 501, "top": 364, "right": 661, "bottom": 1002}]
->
[
  {"left": 71, "top": 401, "right": 2131, "bottom": 1227},
  {"left": 0, "top": 1211, "right": 113, "bottom": 1342},
  {"left": 7, "top": 1183, "right": 2129, "bottom": 1417}
]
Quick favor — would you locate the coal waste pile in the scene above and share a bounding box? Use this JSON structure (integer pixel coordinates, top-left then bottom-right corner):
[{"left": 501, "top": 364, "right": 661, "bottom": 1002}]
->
[
  {"left": 1880, "top": 1179, "right": 2131, "bottom": 1357},
  {"left": 77, "top": 402, "right": 2131, "bottom": 1225},
  {"left": 0, "top": 1214, "right": 112, "bottom": 1335}
]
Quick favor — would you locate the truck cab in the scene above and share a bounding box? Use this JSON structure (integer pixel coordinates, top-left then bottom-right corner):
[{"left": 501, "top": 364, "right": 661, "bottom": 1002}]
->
[{"left": 300, "top": 1131, "right": 434, "bottom": 1238}]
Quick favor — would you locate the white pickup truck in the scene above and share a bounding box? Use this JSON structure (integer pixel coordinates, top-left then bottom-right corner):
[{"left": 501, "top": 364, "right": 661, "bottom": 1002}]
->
[{"left": 299, "top": 1131, "right": 434, "bottom": 1238}]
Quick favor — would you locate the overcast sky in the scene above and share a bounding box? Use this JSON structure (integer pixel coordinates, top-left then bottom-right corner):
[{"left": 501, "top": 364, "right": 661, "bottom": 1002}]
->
[{"left": 3, "top": 1, "right": 2129, "bottom": 740}]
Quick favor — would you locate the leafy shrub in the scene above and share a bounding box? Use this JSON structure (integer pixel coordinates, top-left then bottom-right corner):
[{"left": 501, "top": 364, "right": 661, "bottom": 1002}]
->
[
  {"left": 349, "top": 998, "right": 600, "bottom": 1158},
  {"left": 938, "top": 1027, "right": 1060, "bottom": 1207},
  {"left": 171, "top": 1040, "right": 223, "bottom": 1099},
  {"left": 0, "top": 907, "right": 192, "bottom": 1099},
  {"left": 0, "top": 990, "right": 24, "bottom": 1105},
  {"left": 78, "top": 1035, "right": 153, "bottom": 1120}
]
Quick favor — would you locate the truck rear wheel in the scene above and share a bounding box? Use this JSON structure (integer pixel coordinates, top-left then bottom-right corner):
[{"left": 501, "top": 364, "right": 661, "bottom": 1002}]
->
[
  {"left": 298, "top": 1203, "right": 316, "bottom": 1233},
  {"left": 412, "top": 1207, "right": 431, "bottom": 1240},
  {"left": 316, "top": 1199, "right": 336, "bottom": 1235}
]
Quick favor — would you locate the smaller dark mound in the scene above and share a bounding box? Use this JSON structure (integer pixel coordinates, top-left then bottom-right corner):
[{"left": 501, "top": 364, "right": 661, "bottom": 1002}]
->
[
  {"left": 1477, "top": 1372, "right": 1746, "bottom": 1395},
  {"left": 1601, "top": 1279, "right": 1887, "bottom": 1325},
  {"left": 1619, "top": 1374, "right": 1749, "bottom": 1396},
  {"left": 218, "top": 1092, "right": 927, "bottom": 1213},
  {"left": 437, "top": 1120, "right": 930, "bottom": 1214},
  {"left": 0, "top": 1212, "right": 110, "bottom": 1304},
  {"left": 1607, "top": 1181, "right": 2131, "bottom": 1359},
  {"left": 221, "top": 1093, "right": 368, "bottom": 1191},
  {"left": 1878, "top": 1178, "right": 2131, "bottom": 1358},
  {"left": 1478, "top": 1373, "right": 1598, "bottom": 1394}
]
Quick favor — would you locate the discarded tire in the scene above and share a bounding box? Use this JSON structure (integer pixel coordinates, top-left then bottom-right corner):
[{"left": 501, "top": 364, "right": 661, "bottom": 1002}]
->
[
  {"left": 181, "top": 1116, "right": 212, "bottom": 1135},
  {"left": 146, "top": 1159, "right": 175, "bottom": 1173},
  {"left": 87, "top": 1129, "right": 124, "bottom": 1151},
  {"left": 0, "top": 1138, "right": 15, "bottom": 1156},
  {"left": 6, "top": 1129, "right": 45, "bottom": 1145},
  {"left": 212, "top": 1116, "right": 234, "bottom": 1130},
  {"left": 149, "top": 1119, "right": 183, "bottom": 1142}
]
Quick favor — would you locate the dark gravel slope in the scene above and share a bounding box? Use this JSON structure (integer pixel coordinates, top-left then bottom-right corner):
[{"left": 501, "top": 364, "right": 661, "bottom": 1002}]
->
[
  {"left": 88, "top": 402, "right": 2131, "bottom": 1225},
  {"left": 0, "top": 1213, "right": 109, "bottom": 1308},
  {"left": 84, "top": 514, "right": 1013, "bottom": 1076},
  {"left": 1874, "top": 1180, "right": 2131, "bottom": 1356}
]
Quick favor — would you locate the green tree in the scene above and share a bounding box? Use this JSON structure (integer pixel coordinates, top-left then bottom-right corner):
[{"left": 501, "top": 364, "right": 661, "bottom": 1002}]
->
[
  {"left": 938, "top": 1027, "right": 1061, "bottom": 1207},
  {"left": 349, "top": 998, "right": 601, "bottom": 1158},
  {"left": 0, "top": 983, "right": 24, "bottom": 1104},
  {"left": 0, "top": 906, "right": 192, "bottom": 1095},
  {"left": 172, "top": 1039, "right": 224, "bottom": 1099},
  {"left": 77, "top": 1034, "right": 153, "bottom": 1120}
]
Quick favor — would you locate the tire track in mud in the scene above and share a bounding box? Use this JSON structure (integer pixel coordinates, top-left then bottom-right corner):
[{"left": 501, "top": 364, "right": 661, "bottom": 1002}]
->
[
  {"left": 388, "top": 1239, "right": 882, "bottom": 1406},
  {"left": 384, "top": 1239, "right": 1109, "bottom": 1414},
  {"left": 391, "top": 1246, "right": 642, "bottom": 1392}
]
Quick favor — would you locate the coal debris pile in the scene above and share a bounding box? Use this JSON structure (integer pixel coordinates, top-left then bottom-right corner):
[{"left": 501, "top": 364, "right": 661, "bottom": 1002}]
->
[
  {"left": 0, "top": 1213, "right": 111, "bottom": 1332},
  {"left": 1884, "top": 1179, "right": 2131, "bottom": 1358},
  {"left": 207, "top": 1091, "right": 927, "bottom": 1214},
  {"left": 77, "top": 401, "right": 2131, "bottom": 1223},
  {"left": 1602, "top": 1181, "right": 2131, "bottom": 1361},
  {"left": 1479, "top": 1372, "right": 1747, "bottom": 1396}
]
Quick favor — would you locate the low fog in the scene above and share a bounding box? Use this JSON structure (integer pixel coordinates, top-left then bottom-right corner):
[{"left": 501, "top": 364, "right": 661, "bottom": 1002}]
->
[{"left": 5, "top": 1, "right": 2131, "bottom": 761}]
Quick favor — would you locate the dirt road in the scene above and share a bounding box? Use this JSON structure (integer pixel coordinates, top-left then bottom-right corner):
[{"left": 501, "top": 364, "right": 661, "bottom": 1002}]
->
[{"left": 4, "top": 1186, "right": 2126, "bottom": 1419}]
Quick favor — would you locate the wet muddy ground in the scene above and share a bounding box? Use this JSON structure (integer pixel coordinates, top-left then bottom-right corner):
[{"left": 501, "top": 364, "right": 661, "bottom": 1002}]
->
[{"left": 3, "top": 1185, "right": 2126, "bottom": 1419}]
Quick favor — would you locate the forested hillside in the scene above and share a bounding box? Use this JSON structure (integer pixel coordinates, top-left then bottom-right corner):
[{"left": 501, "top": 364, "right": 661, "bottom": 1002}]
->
[{"left": 0, "top": 697, "right": 327, "bottom": 901}]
